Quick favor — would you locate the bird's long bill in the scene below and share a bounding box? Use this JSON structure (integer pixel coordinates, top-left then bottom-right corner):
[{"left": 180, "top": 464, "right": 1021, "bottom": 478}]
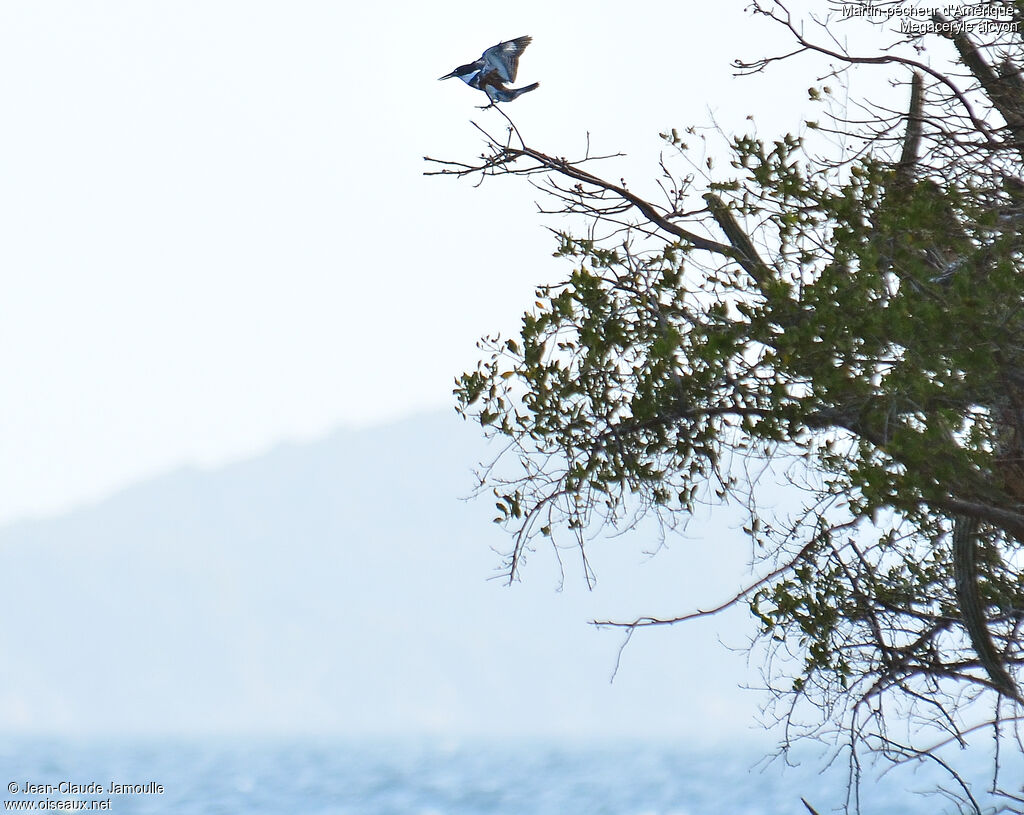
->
[{"left": 438, "top": 71, "right": 457, "bottom": 80}]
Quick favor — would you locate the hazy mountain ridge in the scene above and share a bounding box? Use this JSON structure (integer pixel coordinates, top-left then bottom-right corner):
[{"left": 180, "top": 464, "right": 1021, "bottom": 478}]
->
[{"left": 0, "top": 411, "right": 761, "bottom": 740}]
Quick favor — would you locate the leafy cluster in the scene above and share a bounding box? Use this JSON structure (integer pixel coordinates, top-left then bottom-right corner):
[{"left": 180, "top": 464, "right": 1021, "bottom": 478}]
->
[{"left": 439, "top": 2, "right": 1024, "bottom": 810}]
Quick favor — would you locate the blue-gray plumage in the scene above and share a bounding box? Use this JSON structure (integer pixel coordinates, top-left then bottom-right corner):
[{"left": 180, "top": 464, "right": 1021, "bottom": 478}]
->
[{"left": 439, "top": 36, "right": 539, "bottom": 106}]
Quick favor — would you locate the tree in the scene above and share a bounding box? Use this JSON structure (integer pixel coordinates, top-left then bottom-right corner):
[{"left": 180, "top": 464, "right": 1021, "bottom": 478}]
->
[{"left": 428, "top": 2, "right": 1024, "bottom": 811}]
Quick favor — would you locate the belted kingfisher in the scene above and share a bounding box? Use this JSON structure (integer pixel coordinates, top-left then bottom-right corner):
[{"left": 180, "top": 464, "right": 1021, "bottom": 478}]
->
[{"left": 439, "top": 36, "right": 539, "bottom": 106}]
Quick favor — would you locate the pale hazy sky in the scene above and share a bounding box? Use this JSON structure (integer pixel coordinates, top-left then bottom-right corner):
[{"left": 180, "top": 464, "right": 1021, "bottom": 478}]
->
[{"left": 0, "top": 2, "right": 900, "bottom": 524}]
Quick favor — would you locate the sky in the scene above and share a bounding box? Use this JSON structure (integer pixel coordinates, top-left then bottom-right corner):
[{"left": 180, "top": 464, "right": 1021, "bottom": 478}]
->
[
  {"left": 0, "top": 0, "right": 972, "bottom": 761},
  {"left": 0, "top": 2, "right": 906, "bottom": 524}
]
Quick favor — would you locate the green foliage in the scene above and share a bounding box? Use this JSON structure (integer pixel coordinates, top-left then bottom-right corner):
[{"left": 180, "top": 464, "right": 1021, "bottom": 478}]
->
[
  {"left": 457, "top": 135, "right": 1018, "bottom": 556},
  {"left": 453, "top": 90, "right": 1024, "bottom": 772},
  {"left": 442, "top": 8, "right": 1024, "bottom": 809}
]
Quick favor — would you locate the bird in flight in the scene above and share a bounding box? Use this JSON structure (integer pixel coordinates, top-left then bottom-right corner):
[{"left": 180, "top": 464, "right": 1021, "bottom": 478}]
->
[{"left": 439, "top": 36, "right": 539, "bottom": 107}]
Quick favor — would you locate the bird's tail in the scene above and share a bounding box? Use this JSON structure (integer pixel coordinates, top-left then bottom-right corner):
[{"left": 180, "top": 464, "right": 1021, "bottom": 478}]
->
[{"left": 508, "top": 81, "right": 539, "bottom": 100}]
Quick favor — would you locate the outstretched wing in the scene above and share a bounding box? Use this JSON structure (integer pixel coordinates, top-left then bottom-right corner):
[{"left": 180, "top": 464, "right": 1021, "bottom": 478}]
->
[{"left": 481, "top": 36, "right": 532, "bottom": 83}]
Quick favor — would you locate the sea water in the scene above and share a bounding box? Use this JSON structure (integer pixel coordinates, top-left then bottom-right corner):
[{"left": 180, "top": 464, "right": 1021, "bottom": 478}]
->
[{"left": 0, "top": 737, "right": 1008, "bottom": 814}]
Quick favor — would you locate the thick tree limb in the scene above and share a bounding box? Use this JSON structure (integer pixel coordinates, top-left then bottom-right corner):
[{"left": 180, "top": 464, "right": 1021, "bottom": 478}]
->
[
  {"left": 934, "top": 13, "right": 1024, "bottom": 153},
  {"left": 952, "top": 514, "right": 1024, "bottom": 703}
]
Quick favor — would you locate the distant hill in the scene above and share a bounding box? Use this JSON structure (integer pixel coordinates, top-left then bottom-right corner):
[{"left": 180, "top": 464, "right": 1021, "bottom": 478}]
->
[{"left": 0, "top": 411, "right": 764, "bottom": 741}]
